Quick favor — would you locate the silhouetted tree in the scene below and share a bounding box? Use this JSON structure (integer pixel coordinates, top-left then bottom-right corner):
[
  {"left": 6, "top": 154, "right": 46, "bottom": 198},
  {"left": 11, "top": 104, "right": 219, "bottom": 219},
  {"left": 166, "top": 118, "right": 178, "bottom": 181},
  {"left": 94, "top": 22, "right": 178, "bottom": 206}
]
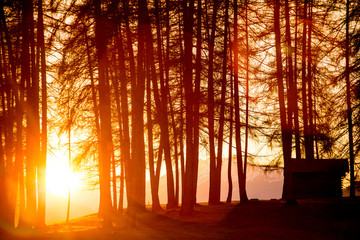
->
[
  {"left": 345, "top": 0, "right": 355, "bottom": 198},
  {"left": 23, "top": 0, "right": 40, "bottom": 227},
  {"left": 234, "top": 0, "right": 248, "bottom": 203},
  {"left": 208, "top": 0, "right": 220, "bottom": 205},
  {"left": 181, "top": 0, "right": 196, "bottom": 216},
  {"left": 94, "top": 0, "right": 112, "bottom": 227},
  {"left": 37, "top": 0, "right": 47, "bottom": 227}
]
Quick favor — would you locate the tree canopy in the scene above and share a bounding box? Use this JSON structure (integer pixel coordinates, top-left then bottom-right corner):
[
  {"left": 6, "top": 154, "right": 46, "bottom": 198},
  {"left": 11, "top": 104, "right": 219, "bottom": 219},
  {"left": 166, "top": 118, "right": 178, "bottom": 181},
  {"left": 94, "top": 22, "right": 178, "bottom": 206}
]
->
[{"left": 0, "top": 0, "right": 358, "bottom": 229}]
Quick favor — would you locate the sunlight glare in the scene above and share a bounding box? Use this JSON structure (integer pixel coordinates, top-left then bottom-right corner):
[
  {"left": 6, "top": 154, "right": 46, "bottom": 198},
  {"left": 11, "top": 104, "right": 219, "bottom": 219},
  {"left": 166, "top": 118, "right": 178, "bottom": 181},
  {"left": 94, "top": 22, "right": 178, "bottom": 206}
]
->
[{"left": 46, "top": 155, "right": 82, "bottom": 197}]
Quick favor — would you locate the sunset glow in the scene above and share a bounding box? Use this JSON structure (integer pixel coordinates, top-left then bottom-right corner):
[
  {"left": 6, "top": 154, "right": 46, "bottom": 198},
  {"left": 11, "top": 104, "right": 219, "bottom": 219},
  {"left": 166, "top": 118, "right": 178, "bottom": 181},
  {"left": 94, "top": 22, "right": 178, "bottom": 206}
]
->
[
  {"left": 46, "top": 155, "right": 82, "bottom": 197},
  {"left": 0, "top": 0, "right": 359, "bottom": 238}
]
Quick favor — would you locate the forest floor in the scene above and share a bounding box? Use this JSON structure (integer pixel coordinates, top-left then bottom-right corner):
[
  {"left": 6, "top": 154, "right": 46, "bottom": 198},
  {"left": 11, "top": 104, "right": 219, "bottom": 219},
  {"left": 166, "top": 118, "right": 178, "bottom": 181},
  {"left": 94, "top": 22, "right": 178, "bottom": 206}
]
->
[{"left": 2, "top": 198, "right": 360, "bottom": 240}]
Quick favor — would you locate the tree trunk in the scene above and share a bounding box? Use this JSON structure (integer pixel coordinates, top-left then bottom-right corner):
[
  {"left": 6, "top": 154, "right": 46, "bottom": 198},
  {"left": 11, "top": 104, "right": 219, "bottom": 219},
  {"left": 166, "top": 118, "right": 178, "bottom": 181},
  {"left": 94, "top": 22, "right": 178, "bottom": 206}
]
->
[
  {"left": 301, "top": 0, "right": 312, "bottom": 161},
  {"left": 307, "top": 0, "right": 314, "bottom": 160},
  {"left": 120, "top": 0, "right": 137, "bottom": 214},
  {"left": 23, "top": 0, "right": 39, "bottom": 227},
  {"left": 181, "top": 0, "right": 196, "bottom": 216},
  {"left": 218, "top": 0, "right": 230, "bottom": 205},
  {"left": 208, "top": 0, "right": 219, "bottom": 205},
  {"left": 127, "top": 0, "right": 147, "bottom": 215},
  {"left": 150, "top": 0, "right": 176, "bottom": 209},
  {"left": 345, "top": 0, "right": 355, "bottom": 198},
  {"left": 275, "top": 0, "right": 293, "bottom": 202},
  {"left": 226, "top": 20, "right": 233, "bottom": 204},
  {"left": 226, "top": 99, "right": 233, "bottom": 204},
  {"left": 191, "top": 0, "right": 201, "bottom": 206},
  {"left": 0, "top": 2, "right": 17, "bottom": 227},
  {"left": 94, "top": 0, "right": 112, "bottom": 227},
  {"left": 243, "top": 0, "right": 250, "bottom": 187},
  {"left": 233, "top": 0, "right": 248, "bottom": 203},
  {"left": 111, "top": 39, "right": 122, "bottom": 212},
  {"left": 0, "top": 120, "right": 8, "bottom": 227},
  {"left": 164, "top": 0, "right": 180, "bottom": 205},
  {"left": 116, "top": 26, "right": 130, "bottom": 213},
  {"left": 146, "top": 59, "right": 162, "bottom": 212},
  {"left": 177, "top": 8, "right": 185, "bottom": 201},
  {"left": 37, "top": 0, "right": 47, "bottom": 227},
  {"left": 293, "top": 0, "right": 301, "bottom": 159}
]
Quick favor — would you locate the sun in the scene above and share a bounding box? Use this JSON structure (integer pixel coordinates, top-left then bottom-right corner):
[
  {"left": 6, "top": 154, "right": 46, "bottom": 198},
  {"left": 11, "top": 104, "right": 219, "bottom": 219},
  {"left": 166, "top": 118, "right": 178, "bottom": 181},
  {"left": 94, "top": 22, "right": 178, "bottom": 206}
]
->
[{"left": 46, "top": 154, "right": 83, "bottom": 197}]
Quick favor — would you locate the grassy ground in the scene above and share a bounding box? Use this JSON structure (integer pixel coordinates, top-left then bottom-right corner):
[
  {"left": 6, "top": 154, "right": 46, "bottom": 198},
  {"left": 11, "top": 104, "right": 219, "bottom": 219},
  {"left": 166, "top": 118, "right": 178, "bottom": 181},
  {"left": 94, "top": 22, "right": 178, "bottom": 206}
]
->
[{"left": 2, "top": 198, "right": 360, "bottom": 239}]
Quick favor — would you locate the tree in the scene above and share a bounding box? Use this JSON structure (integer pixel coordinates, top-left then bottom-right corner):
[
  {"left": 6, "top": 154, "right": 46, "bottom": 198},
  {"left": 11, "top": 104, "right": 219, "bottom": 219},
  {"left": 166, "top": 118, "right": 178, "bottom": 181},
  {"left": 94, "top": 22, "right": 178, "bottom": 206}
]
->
[
  {"left": 23, "top": 0, "right": 40, "bottom": 227},
  {"left": 284, "top": 0, "right": 301, "bottom": 160},
  {"left": 147, "top": 0, "right": 177, "bottom": 209},
  {"left": 37, "top": 0, "right": 47, "bottom": 227},
  {"left": 94, "top": 0, "right": 113, "bottom": 227},
  {"left": 0, "top": 0, "right": 19, "bottom": 228},
  {"left": 208, "top": 0, "right": 220, "bottom": 205},
  {"left": 181, "top": 0, "right": 196, "bottom": 216},
  {"left": 219, "top": 0, "right": 230, "bottom": 204},
  {"left": 234, "top": 0, "right": 248, "bottom": 203},
  {"left": 345, "top": 0, "right": 355, "bottom": 198},
  {"left": 127, "top": 0, "right": 147, "bottom": 215},
  {"left": 274, "top": 0, "right": 293, "bottom": 202}
]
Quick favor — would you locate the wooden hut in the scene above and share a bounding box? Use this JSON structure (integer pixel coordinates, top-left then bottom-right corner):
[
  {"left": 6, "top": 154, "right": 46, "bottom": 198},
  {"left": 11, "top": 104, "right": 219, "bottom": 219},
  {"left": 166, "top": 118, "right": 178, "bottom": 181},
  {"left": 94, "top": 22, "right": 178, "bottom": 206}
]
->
[{"left": 284, "top": 159, "right": 349, "bottom": 199}]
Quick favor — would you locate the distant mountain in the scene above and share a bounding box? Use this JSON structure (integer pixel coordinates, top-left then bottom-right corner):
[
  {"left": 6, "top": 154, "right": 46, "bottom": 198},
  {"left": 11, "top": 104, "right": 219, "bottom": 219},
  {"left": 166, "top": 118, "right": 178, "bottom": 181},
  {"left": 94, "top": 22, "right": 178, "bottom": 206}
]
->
[
  {"left": 149, "top": 161, "right": 284, "bottom": 204},
  {"left": 46, "top": 190, "right": 98, "bottom": 224},
  {"left": 46, "top": 162, "right": 284, "bottom": 224}
]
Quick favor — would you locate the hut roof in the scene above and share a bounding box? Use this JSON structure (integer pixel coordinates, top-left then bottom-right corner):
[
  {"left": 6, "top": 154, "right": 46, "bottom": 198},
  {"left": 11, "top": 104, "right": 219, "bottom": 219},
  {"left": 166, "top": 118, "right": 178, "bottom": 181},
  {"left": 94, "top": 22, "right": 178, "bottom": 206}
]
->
[{"left": 285, "top": 159, "right": 348, "bottom": 176}]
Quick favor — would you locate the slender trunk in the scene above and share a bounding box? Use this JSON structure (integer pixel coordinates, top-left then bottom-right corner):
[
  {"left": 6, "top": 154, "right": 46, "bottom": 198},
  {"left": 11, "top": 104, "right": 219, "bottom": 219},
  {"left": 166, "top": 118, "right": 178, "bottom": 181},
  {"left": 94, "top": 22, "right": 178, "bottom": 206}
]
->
[
  {"left": 243, "top": 0, "right": 250, "bottom": 184},
  {"left": 181, "top": 0, "right": 195, "bottom": 216},
  {"left": 167, "top": 83, "right": 180, "bottom": 206},
  {"left": 293, "top": 0, "right": 301, "bottom": 159},
  {"left": 226, "top": 88, "right": 233, "bottom": 204},
  {"left": 152, "top": 0, "right": 177, "bottom": 209},
  {"left": 177, "top": 6, "right": 185, "bottom": 203},
  {"left": 307, "top": 0, "right": 314, "bottom": 160},
  {"left": 180, "top": 79, "right": 185, "bottom": 202},
  {"left": 115, "top": 27, "right": 130, "bottom": 213},
  {"left": 0, "top": 6, "right": 14, "bottom": 227},
  {"left": 307, "top": 0, "right": 316, "bottom": 159},
  {"left": 120, "top": 0, "right": 136, "bottom": 213},
  {"left": 164, "top": 0, "right": 180, "bottom": 205},
  {"left": 111, "top": 49, "right": 121, "bottom": 213},
  {"left": 226, "top": 21, "right": 233, "bottom": 204},
  {"left": 284, "top": 0, "right": 295, "bottom": 160},
  {"left": 111, "top": 144, "right": 117, "bottom": 210},
  {"left": 0, "top": 119, "right": 8, "bottom": 226},
  {"left": 15, "top": 77, "right": 25, "bottom": 227},
  {"left": 109, "top": 52, "right": 118, "bottom": 213},
  {"left": 208, "top": 0, "right": 219, "bottom": 205},
  {"left": 345, "top": 0, "right": 355, "bottom": 198},
  {"left": 37, "top": 0, "right": 47, "bottom": 226},
  {"left": 233, "top": 0, "right": 248, "bottom": 203},
  {"left": 23, "top": 0, "right": 38, "bottom": 227},
  {"left": 15, "top": 36, "right": 26, "bottom": 224},
  {"left": 85, "top": 26, "right": 105, "bottom": 211},
  {"left": 275, "top": 0, "right": 293, "bottom": 202},
  {"left": 218, "top": 0, "right": 230, "bottom": 205},
  {"left": 66, "top": 90, "right": 71, "bottom": 223},
  {"left": 127, "top": 0, "right": 147, "bottom": 214},
  {"left": 146, "top": 60, "right": 162, "bottom": 212},
  {"left": 0, "top": 70, "right": 11, "bottom": 228},
  {"left": 314, "top": 83, "right": 319, "bottom": 159},
  {"left": 119, "top": 150, "right": 125, "bottom": 212},
  {"left": 191, "top": 0, "right": 201, "bottom": 205},
  {"left": 94, "top": 0, "right": 112, "bottom": 227},
  {"left": 155, "top": 139, "right": 163, "bottom": 193},
  {"left": 301, "top": 0, "right": 311, "bottom": 161}
]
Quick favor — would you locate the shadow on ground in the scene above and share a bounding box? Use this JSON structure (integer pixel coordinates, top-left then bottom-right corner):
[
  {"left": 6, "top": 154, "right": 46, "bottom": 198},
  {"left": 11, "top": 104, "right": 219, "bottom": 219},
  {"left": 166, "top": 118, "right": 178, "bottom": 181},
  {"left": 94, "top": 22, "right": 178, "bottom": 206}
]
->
[{"left": 2, "top": 199, "right": 360, "bottom": 239}]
